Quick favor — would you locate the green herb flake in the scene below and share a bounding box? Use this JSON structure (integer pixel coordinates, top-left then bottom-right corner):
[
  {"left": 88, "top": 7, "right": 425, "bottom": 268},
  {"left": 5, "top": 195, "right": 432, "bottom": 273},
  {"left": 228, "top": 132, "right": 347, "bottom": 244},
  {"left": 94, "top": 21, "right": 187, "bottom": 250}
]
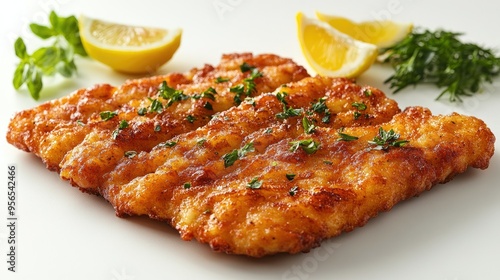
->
[
  {"left": 310, "top": 97, "right": 328, "bottom": 113},
  {"left": 183, "top": 182, "right": 192, "bottom": 189},
  {"left": 264, "top": 128, "right": 273, "bottom": 134},
  {"left": 247, "top": 177, "right": 262, "bottom": 189},
  {"left": 302, "top": 117, "right": 316, "bottom": 134},
  {"left": 193, "top": 87, "right": 217, "bottom": 100},
  {"left": 154, "top": 124, "right": 161, "bottom": 132},
  {"left": 186, "top": 115, "right": 196, "bottom": 123},
  {"left": 368, "top": 127, "right": 409, "bottom": 150},
  {"left": 118, "top": 120, "right": 129, "bottom": 129},
  {"left": 310, "top": 97, "right": 331, "bottom": 124},
  {"left": 76, "top": 120, "right": 85, "bottom": 126},
  {"left": 222, "top": 142, "right": 254, "bottom": 168},
  {"left": 276, "top": 92, "right": 288, "bottom": 105},
  {"left": 215, "top": 77, "right": 230, "bottom": 83},
  {"left": 196, "top": 138, "right": 207, "bottom": 146},
  {"left": 159, "top": 141, "right": 177, "bottom": 148},
  {"left": 286, "top": 173, "right": 296, "bottom": 181},
  {"left": 337, "top": 129, "right": 359, "bottom": 142},
  {"left": 363, "top": 89, "right": 373, "bottom": 96},
  {"left": 158, "top": 81, "right": 188, "bottom": 106},
  {"left": 323, "top": 160, "right": 333, "bottom": 165},
  {"left": 240, "top": 62, "right": 255, "bottom": 73},
  {"left": 352, "top": 102, "right": 367, "bottom": 111},
  {"left": 100, "top": 111, "right": 118, "bottom": 121},
  {"left": 289, "top": 186, "right": 299, "bottom": 196},
  {"left": 149, "top": 98, "right": 164, "bottom": 113},
  {"left": 124, "top": 151, "right": 137, "bottom": 159},
  {"left": 276, "top": 106, "right": 303, "bottom": 119},
  {"left": 203, "top": 102, "right": 213, "bottom": 110},
  {"left": 289, "top": 139, "right": 320, "bottom": 154},
  {"left": 354, "top": 111, "right": 362, "bottom": 120},
  {"left": 137, "top": 107, "right": 147, "bottom": 116}
]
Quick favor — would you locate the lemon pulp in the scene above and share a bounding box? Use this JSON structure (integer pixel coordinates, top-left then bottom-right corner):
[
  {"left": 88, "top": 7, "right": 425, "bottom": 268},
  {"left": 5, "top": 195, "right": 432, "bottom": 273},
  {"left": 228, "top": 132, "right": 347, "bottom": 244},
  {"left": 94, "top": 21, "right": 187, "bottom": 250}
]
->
[{"left": 79, "top": 15, "right": 182, "bottom": 74}]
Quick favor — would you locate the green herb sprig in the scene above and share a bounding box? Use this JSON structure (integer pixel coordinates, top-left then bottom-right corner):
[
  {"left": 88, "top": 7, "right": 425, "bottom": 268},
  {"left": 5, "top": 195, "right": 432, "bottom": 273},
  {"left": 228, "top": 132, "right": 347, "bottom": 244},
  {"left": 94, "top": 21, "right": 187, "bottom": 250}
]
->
[
  {"left": 368, "top": 127, "right": 409, "bottom": 150},
  {"left": 13, "top": 11, "right": 87, "bottom": 100},
  {"left": 222, "top": 142, "right": 255, "bottom": 168},
  {"left": 382, "top": 29, "right": 500, "bottom": 102},
  {"left": 289, "top": 139, "right": 319, "bottom": 154}
]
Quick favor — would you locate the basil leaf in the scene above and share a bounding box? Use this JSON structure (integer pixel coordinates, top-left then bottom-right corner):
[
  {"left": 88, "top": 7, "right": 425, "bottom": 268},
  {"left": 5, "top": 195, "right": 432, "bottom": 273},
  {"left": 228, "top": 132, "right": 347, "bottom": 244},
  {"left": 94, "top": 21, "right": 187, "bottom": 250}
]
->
[
  {"left": 13, "top": 62, "right": 27, "bottom": 89},
  {"left": 29, "top": 23, "right": 55, "bottom": 39},
  {"left": 56, "top": 61, "right": 73, "bottom": 78},
  {"left": 27, "top": 69, "right": 43, "bottom": 100},
  {"left": 49, "top": 11, "right": 59, "bottom": 31},
  {"left": 14, "top": 38, "right": 27, "bottom": 59},
  {"left": 33, "top": 46, "right": 60, "bottom": 74}
]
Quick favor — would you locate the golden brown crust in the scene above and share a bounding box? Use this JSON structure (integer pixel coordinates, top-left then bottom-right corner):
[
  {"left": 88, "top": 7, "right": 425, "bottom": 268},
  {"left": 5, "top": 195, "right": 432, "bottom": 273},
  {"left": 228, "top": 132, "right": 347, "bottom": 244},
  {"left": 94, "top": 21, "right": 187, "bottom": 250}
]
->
[
  {"left": 6, "top": 53, "right": 309, "bottom": 192},
  {"left": 102, "top": 78, "right": 494, "bottom": 257},
  {"left": 5, "top": 56, "right": 495, "bottom": 258}
]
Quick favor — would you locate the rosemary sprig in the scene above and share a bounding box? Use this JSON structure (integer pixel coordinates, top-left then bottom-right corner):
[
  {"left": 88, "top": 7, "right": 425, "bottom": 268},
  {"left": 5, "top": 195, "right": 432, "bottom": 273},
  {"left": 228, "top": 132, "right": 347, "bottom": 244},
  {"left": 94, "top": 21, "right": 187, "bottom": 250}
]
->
[{"left": 382, "top": 29, "right": 500, "bottom": 102}]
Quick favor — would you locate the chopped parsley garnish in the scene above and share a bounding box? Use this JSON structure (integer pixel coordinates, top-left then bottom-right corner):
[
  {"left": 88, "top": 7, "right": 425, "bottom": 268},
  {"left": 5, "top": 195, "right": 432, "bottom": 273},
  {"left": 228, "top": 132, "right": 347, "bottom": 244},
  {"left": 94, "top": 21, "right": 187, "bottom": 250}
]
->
[
  {"left": 137, "top": 107, "right": 147, "bottom": 116},
  {"left": 154, "top": 124, "right": 161, "bottom": 132},
  {"left": 100, "top": 111, "right": 118, "bottom": 121},
  {"left": 368, "top": 127, "right": 409, "bottom": 150},
  {"left": 276, "top": 106, "right": 303, "bottom": 119},
  {"left": 310, "top": 97, "right": 327, "bottom": 113},
  {"left": 354, "top": 111, "right": 362, "bottom": 120},
  {"left": 112, "top": 120, "right": 129, "bottom": 140},
  {"left": 363, "top": 89, "right": 373, "bottom": 96},
  {"left": 186, "top": 115, "right": 196, "bottom": 123},
  {"left": 240, "top": 62, "right": 255, "bottom": 72},
  {"left": 183, "top": 182, "right": 191, "bottom": 189},
  {"left": 76, "top": 120, "right": 85, "bottom": 126},
  {"left": 193, "top": 87, "right": 217, "bottom": 100},
  {"left": 302, "top": 117, "right": 316, "bottom": 134},
  {"left": 118, "top": 120, "right": 129, "bottom": 129},
  {"left": 203, "top": 102, "right": 213, "bottom": 110},
  {"left": 215, "top": 77, "right": 229, "bottom": 83},
  {"left": 246, "top": 177, "right": 262, "bottom": 189},
  {"left": 230, "top": 84, "right": 245, "bottom": 105},
  {"left": 286, "top": 173, "right": 296, "bottom": 181},
  {"left": 149, "top": 98, "right": 163, "bottom": 113},
  {"left": 289, "top": 139, "right": 319, "bottom": 154},
  {"left": 289, "top": 186, "right": 299, "bottom": 196},
  {"left": 158, "top": 81, "right": 188, "bottom": 107},
  {"left": 159, "top": 141, "right": 177, "bottom": 148},
  {"left": 230, "top": 64, "right": 263, "bottom": 105},
  {"left": 323, "top": 160, "right": 333, "bottom": 165},
  {"left": 196, "top": 138, "right": 206, "bottom": 146},
  {"left": 352, "top": 102, "right": 367, "bottom": 111},
  {"left": 222, "top": 142, "right": 254, "bottom": 168},
  {"left": 124, "top": 151, "right": 137, "bottom": 158},
  {"left": 310, "top": 97, "right": 331, "bottom": 123},
  {"left": 337, "top": 128, "right": 359, "bottom": 141},
  {"left": 276, "top": 92, "right": 303, "bottom": 119},
  {"left": 276, "top": 92, "right": 289, "bottom": 105},
  {"left": 264, "top": 128, "right": 273, "bottom": 134}
]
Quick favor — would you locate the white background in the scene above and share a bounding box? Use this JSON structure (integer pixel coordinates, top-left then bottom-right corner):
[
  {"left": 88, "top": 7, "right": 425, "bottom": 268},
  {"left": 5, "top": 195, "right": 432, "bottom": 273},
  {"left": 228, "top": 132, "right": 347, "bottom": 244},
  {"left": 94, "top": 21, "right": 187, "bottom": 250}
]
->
[{"left": 1, "top": 0, "right": 499, "bottom": 279}]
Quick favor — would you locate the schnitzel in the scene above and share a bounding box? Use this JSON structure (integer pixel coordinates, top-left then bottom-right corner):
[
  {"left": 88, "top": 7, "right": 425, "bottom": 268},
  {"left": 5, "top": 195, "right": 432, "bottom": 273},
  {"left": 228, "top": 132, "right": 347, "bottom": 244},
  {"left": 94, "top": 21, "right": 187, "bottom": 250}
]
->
[
  {"left": 5, "top": 55, "right": 495, "bottom": 257},
  {"left": 98, "top": 76, "right": 494, "bottom": 257},
  {"left": 6, "top": 53, "right": 309, "bottom": 192}
]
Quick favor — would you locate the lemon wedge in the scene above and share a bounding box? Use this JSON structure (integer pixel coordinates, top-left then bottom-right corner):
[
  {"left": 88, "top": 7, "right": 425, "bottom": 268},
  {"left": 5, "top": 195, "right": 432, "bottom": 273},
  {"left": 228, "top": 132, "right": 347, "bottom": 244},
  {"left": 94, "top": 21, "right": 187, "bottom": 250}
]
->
[
  {"left": 296, "top": 12, "right": 378, "bottom": 78},
  {"left": 79, "top": 15, "right": 182, "bottom": 74},
  {"left": 315, "top": 12, "right": 413, "bottom": 49}
]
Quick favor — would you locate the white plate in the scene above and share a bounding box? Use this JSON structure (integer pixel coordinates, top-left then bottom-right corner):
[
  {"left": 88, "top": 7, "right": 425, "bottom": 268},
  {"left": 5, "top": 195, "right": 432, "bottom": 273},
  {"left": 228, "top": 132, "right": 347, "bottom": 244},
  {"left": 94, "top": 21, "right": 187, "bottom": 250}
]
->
[{"left": 1, "top": 1, "right": 499, "bottom": 279}]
